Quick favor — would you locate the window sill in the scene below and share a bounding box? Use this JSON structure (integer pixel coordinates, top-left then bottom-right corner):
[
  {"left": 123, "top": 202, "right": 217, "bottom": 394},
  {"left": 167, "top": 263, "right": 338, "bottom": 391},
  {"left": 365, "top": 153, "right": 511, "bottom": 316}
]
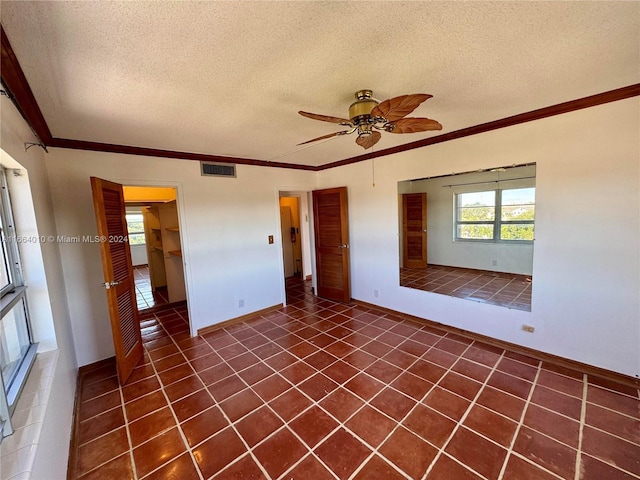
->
[{"left": 0, "top": 350, "right": 58, "bottom": 479}]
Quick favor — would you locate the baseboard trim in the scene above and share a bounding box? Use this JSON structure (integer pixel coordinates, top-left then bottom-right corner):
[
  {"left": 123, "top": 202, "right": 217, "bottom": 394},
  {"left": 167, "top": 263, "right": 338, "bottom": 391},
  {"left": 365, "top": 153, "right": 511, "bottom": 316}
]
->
[
  {"left": 197, "top": 304, "right": 283, "bottom": 336},
  {"left": 354, "top": 299, "right": 640, "bottom": 389}
]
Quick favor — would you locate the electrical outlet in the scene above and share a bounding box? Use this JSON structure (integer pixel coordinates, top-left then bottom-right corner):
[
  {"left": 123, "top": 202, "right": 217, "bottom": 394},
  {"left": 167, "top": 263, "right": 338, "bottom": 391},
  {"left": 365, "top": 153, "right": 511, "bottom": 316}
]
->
[
  {"left": 238, "top": 299, "right": 245, "bottom": 308},
  {"left": 373, "top": 289, "right": 380, "bottom": 298},
  {"left": 268, "top": 235, "right": 274, "bottom": 244},
  {"left": 522, "top": 324, "right": 535, "bottom": 333}
]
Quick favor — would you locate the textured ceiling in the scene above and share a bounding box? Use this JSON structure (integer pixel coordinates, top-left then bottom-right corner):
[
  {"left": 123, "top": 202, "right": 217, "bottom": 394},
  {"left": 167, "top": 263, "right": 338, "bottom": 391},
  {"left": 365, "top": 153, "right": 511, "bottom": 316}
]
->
[{"left": 1, "top": 1, "right": 638, "bottom": 167}]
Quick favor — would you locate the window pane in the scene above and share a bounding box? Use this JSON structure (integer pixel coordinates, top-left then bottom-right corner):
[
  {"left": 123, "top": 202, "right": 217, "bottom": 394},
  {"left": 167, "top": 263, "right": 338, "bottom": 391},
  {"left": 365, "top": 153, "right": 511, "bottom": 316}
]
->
[
  {"left": 457, "top": 224, "right": 494, "bottom": 240},
  {"left": 126, "top": 214, "right": 144, "bottom": 233},
  {"left": 458, "top": 191, "right": 495, "bottom": 221},
  {"left": 501, "top": 188, "right": 535, "bottom": 221},
  {"left": 129, "top": 233, "right": 146, "bottom": 245},
  {"left": 126, "top": 213, "right": 145, "bottom": 245},
  {"left": 0, "top": 218, "right": 12, "bottom": 291},
  {"left": 501, "top": 224, "right": 535, "bottom": 241},
  {"left": 0, "top": 297, "right": 31, "bottom": 387}
]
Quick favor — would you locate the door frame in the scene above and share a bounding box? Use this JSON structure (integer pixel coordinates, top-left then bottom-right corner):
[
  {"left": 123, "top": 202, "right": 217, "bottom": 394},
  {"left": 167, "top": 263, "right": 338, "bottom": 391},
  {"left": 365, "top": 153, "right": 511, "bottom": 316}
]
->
[
  {"left": 276, "top": 189, "right": 313, "bottom": 305},
  {"left": 115, "top": 179, "right": 195, "bottom": 335}
]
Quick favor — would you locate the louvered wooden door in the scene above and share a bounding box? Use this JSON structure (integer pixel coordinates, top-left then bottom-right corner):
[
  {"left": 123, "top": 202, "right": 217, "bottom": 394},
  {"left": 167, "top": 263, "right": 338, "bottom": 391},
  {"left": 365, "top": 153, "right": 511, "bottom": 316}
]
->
[
  {"left": 312, "top": 187, "right": 351, "bottom": 302},
  {"left": 90, "top": 177, "right": 142, "bottom": 384},
  {"left": 402, "top": 193, "right": 427, "bottom": 268}
]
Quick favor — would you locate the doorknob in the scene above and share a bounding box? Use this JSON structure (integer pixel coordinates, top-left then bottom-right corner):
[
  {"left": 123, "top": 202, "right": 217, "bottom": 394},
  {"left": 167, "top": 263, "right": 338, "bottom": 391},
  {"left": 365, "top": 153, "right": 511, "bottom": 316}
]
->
[
  {"left": 338, "top": 244, "right": 349, "bottom": 249},
  {"left": 102, "top": 281, "right": 120, "bottom": 289}
]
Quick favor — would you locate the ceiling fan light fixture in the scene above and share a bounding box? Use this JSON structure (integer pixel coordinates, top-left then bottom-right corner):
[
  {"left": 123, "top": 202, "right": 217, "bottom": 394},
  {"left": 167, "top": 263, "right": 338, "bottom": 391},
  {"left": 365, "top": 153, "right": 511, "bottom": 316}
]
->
[
  {"left": 348, "top": 89, "right": 378, "bottom": 125},
  {"left": 357, "top": 124, "right": 373, "bottom": 136}
]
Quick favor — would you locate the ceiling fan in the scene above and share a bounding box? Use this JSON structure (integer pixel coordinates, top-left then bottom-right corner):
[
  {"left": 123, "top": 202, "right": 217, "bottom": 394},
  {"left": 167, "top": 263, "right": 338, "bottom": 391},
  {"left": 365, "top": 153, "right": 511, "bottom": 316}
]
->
[{"left": 298, "top": 89, "right": 442, "bottom": 149}]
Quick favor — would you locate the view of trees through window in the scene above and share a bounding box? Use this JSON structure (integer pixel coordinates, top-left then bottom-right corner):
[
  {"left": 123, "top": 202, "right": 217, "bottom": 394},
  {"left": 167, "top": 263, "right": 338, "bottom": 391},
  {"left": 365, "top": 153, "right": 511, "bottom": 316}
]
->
[
  {"left": 456, "top": 188, "right": 535, "bottom": 241},
  {"left": 126, "top": 213, "right": 146, "bottom": 245}
]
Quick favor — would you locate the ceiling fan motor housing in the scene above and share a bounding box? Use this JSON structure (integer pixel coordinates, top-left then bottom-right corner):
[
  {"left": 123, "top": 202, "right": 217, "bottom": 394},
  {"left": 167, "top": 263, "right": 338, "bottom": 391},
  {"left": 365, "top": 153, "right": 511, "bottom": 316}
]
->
[{"left": 349, "top": 89, "right": 378, "bottom": 126}]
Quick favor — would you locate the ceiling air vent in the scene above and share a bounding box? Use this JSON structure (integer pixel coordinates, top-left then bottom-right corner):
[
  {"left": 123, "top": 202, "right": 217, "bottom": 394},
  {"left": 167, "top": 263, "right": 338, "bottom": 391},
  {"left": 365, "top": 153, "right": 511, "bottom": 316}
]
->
[{"left": 200, "top": 162, "right": 236, "bottom": 178}]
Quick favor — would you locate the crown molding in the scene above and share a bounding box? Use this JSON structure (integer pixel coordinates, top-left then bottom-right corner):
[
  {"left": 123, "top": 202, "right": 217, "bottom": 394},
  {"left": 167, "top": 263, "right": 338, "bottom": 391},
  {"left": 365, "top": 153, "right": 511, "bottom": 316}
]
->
[
  {"left": 1, "top": 24, "right": 52, "bottom": 145},
  {"left": 48, "top": 138, "right": 317, "bottom": 171}
]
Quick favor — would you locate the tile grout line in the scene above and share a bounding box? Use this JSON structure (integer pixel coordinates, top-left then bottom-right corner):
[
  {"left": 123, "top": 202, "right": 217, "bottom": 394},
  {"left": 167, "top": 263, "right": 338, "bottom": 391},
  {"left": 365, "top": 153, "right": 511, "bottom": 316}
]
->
[
  {"left": 119, "top": 379, "right": 140, "bottom": 480},
  {"left": 221, "top": 307, "right": 356, "bottom": 480},
  {"left": 280, "top": 360, "right": 412, "bottom": 478},
  {"left": 574, "top": 373, "right": 588, "bottom": 480},
  {"left": 140, "top": 307, "right": 205, "bottom": 480},
  {"left": 199, "top": 322, "right": 300, "bottom": 480},
  {"left": 343, "top": 339, "right": 462, "bottom": 480},
  {"left": 222, "top": 305, "right": 382, "bottom": 479},
  {"left": 211, "top": 305, "right": 417, "bottom": 479},
  {"left": 85, "top": 300, "right": 358, "bottom": 475},
  {"left": 401, "top": 266, "right": 532, "bottom": 311},
  {"left": 422, "top": 347, "right": 509, "bottom": 480},
  {"left": 74, "top": 383, "right": 140, "bottom": 479},
  {"left": 496, "top": 360, "right": 545, "bottom": 480},
  {"left": 337, "top": 328, "right": 463, "bottom": 480}
]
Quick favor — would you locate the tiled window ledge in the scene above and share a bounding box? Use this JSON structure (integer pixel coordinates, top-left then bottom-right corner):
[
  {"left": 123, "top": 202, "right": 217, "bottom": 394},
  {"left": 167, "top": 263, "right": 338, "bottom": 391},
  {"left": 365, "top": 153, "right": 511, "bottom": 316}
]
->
[{"left": 1, "top": 350, "right": 58, "bottom": 480}]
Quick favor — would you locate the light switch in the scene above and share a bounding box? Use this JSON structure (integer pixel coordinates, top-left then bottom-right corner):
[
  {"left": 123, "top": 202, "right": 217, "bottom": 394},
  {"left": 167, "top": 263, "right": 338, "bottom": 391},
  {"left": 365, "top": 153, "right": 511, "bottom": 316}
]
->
[{"left": 268, "top": 235, "right": 274, "bottom": 244}]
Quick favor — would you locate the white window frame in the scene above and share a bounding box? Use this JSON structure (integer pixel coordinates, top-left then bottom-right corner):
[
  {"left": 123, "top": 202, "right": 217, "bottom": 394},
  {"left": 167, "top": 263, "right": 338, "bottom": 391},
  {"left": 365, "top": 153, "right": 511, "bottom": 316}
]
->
[
  {"left": 0, "top": 167, "right": 37, "bottom": 438},
  {"left": 455, "top": 187, "right": 535, "bottom": 244},
  {"left": 126, "top": 211, "right": 146, "bottom": 245}
]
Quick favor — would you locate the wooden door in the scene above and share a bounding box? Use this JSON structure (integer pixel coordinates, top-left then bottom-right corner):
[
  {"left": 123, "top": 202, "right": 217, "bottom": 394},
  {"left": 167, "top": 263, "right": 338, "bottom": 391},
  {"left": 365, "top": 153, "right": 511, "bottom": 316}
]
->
[
  {"left": 90, "top": 177, "right": 143, "bottom": 384},
  {"left": 312, "top": 187, "right": 351, "bottom": 302},
  {"left": 402, "top": 193, "right": 427, "bottom": 268}
]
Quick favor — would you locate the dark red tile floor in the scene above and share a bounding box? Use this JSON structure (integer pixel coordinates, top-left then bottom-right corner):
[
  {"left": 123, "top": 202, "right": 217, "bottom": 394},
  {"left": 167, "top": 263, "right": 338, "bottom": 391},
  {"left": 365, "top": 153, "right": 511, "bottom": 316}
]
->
[
  {"left": 73, "top": 278, "right": 639, "bottom": 479},
  {"left": 400, "top": 266, "right": 532, "bottom": 312},
  {"left": 134, "top": 265, "right": 168, "bottom": 311}
]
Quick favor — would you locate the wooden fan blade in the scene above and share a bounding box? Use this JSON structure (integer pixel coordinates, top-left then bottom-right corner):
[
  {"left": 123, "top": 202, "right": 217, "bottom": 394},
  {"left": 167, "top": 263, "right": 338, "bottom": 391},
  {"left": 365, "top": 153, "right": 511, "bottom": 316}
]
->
[
  {"left": 387, "top": 118, "right": 442, "bottom": 134},
  {"left": 297, "top": 131, "right": 347, "bottom": 146},
  {"left": 371, "top": 94, "right": 433, "bottom": 122},
  {"left": 355, "top": 131, "right": 382, "bottom": 149},
  {"left": 299, "top": 111, "right": 352, "bottom": 125}
]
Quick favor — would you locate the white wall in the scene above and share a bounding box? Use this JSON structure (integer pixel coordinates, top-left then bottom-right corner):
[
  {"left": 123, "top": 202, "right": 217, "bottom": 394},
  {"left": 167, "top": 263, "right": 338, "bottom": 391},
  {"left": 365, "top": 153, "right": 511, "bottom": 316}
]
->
[
  {"left": 44, "top": 150, "right": 318, "bottom": 366},
  {"left": 0, "top": 98, "right": 77, "bottom": 479},
  {"left": 399, "top": 165, "right": 535, "bottom": 275},
  {"left": 318, "top": 98, "right": 640, "bottom": 378}
]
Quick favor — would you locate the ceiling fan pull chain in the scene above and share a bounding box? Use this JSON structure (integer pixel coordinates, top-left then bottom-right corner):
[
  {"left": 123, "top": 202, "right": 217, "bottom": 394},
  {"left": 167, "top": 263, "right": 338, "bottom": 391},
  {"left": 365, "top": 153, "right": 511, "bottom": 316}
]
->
[{"left": 372, "top": 157, "right": 376, "bottom": 188}]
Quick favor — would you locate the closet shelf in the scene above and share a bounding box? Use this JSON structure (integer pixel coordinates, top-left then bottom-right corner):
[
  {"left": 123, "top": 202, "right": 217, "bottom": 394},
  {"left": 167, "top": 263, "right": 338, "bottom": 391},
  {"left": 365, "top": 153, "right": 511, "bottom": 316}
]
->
[
  {"left": 165, "top": 227, "right": 180, "bottom": 232},
  {"left": 168, "top": 249, "right": 182, "bottom": 257}
]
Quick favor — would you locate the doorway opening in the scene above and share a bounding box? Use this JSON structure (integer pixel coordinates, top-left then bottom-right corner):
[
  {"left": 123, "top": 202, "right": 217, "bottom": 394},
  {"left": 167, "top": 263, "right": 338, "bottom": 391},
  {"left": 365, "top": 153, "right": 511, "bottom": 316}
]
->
[
  {"left": 123, "top": 186, "right": 187, "bottom": 311},
  {"left": 279, "top": 192, "right": 313, "bottom": 302}
]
